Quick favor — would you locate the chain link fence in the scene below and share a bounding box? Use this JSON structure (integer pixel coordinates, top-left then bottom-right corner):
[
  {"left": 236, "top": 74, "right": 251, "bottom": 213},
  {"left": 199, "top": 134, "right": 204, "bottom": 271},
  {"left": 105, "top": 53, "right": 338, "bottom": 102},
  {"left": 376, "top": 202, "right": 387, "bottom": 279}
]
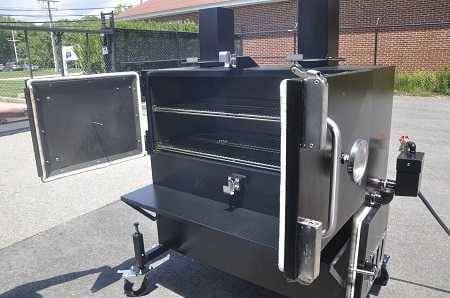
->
[
  {"left": 1, "top": 21, "right": 299, "bottom": 103},
  {"left": 0, "top": 27, "right": 113, "bottom": 103},
  {"left": 235, "top": 29, "right": 297, "bottom": 65},
  {"left": 114, "top": 28, "right": 199, "bottom": 71}
]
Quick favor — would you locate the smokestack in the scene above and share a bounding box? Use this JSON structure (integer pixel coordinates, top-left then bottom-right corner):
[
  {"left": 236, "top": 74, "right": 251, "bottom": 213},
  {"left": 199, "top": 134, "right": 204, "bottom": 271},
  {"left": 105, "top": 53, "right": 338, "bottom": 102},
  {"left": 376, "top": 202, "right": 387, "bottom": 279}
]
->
[
  {"left": 297, "top": 0, "right": 339, "bottom": 66},
  {"left": 199, "top": 7, "right": 235, "bottom": 61}
]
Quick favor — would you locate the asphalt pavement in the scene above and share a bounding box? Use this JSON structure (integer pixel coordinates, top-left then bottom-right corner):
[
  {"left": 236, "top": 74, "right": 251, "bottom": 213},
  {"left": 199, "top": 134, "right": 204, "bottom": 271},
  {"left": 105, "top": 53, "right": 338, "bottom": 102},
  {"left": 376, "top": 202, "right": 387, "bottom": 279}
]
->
[{"left": 0, "top": 96, "right": 449, "bottom": 297}]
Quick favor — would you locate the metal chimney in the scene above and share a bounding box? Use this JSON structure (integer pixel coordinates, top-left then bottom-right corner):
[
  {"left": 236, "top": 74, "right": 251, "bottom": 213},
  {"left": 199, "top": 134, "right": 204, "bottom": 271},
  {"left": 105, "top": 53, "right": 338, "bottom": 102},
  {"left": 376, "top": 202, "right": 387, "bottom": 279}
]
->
[
  {"left": 297, "top": 0, "right": 339, "bottom": 66},
  {"left": 199, "top": 7, "right": 235, "bottom": 61}
]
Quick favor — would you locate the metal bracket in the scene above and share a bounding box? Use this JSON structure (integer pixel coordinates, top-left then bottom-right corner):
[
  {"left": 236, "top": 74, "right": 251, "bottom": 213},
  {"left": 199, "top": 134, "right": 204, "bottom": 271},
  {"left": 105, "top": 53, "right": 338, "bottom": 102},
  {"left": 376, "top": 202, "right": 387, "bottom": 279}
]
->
[
  {"left": 125, "top": 203, "right": 157, "bottom": 221},
  {"left": 329, "top": 240, "right": 350, "bottom": 288},
  {"left": 297, "top": 217, "right": 322, "bottom": 285},
  {"left": 290, "top": 65, "right": 329, "bottom": 150}
]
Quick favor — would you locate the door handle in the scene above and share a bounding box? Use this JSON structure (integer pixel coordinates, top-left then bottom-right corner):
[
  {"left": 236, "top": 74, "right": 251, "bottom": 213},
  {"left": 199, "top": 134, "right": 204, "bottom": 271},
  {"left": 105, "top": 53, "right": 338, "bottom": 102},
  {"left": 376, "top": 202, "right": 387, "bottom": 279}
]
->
[{"left": 322, "top": 117, "right": 341, "bottom": 239}]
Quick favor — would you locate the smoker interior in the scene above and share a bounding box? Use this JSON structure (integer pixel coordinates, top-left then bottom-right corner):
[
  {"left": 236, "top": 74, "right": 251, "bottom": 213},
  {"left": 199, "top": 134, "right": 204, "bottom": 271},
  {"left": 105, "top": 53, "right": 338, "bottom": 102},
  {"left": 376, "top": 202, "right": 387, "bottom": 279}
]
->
[
  {"left": 149, "top": 71, "right": 290, "bottom": 170},
  {"left": 154, "top": 113, "right": 280, "bottom": 169}
]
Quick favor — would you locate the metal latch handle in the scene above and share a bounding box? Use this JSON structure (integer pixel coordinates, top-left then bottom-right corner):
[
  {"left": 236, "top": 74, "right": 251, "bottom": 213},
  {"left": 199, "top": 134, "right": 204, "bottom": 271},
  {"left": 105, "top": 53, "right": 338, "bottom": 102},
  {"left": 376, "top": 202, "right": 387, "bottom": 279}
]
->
[{"left": 322, "top": 117, "right": 342, "bottom": 239}]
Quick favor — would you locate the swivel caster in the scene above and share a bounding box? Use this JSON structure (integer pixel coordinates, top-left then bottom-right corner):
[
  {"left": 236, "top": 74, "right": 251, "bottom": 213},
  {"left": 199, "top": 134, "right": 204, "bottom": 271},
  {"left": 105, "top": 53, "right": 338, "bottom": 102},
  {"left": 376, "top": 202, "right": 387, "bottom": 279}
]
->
[
  {"left": 124, "top": 273, "right": 152, "bottom": 297},
  {"left": 117, "top": 223, "right": 170, "bottom": 297}
]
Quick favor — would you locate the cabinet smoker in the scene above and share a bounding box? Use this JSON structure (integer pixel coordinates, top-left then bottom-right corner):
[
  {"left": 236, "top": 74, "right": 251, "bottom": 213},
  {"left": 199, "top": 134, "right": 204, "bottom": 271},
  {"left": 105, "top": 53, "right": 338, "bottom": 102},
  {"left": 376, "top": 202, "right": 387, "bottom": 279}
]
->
[{"left": 24, "top": 1, "right": 446, "bottom": 298}]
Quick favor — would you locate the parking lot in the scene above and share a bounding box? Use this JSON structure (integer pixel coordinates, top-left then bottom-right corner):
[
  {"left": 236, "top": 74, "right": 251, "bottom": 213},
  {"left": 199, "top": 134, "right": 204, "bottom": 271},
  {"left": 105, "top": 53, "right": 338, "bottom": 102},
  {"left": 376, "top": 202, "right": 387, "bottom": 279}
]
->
[{"left": 0, "top": 96, "right": 449, "bottom": 297}]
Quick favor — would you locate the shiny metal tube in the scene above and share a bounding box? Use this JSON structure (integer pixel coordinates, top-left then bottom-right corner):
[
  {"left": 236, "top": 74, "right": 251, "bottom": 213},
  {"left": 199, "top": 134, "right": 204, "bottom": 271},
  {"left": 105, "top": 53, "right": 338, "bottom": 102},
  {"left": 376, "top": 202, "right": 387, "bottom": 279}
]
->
[
  {"left": 322, "top": 117, "right": 342, "bottom": 239},
  {"left": 346, "top": 205, "right": 373, "bottom": 298}
]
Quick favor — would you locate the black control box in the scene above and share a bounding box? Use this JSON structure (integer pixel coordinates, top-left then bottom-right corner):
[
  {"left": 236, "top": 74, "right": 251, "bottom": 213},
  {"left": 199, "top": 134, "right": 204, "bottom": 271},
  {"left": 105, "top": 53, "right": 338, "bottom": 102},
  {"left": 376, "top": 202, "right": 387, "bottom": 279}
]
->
[{"left": 395, "top": 151, "right": 425, "bottom": 196}]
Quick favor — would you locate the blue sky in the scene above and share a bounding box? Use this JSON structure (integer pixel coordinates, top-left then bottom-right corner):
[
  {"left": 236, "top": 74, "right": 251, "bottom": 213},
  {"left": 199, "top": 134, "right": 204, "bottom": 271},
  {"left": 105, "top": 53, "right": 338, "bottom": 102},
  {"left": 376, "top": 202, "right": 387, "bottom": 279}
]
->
[{"left": 0, "top": 0, "right": 140, "bottom": 21}]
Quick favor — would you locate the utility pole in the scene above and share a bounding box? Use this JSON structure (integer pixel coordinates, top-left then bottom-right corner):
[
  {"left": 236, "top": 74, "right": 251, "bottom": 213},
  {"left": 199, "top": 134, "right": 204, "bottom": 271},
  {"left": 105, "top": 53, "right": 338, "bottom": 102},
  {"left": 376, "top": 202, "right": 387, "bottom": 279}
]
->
[
  {"left": 38, "top": 0, "right": 59, "bottom": 73},
  {"left": 7, "top": 30, "right": 19, "bottom": 64}
]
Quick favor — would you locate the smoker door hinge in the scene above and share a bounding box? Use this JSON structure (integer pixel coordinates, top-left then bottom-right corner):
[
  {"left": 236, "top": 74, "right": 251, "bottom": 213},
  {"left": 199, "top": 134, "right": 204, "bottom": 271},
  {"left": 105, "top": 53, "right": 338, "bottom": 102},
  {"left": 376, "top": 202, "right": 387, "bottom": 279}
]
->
[{"left": 296, "top": 217, "right": 323, "bottom": 285}]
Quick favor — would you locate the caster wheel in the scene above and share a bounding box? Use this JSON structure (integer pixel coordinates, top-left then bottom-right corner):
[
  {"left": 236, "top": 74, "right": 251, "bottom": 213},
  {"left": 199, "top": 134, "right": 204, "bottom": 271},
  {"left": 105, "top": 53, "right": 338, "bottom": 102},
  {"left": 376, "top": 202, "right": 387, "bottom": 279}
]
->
[{"left": 124, "top": 275, "right": 151, "bottom": 297}]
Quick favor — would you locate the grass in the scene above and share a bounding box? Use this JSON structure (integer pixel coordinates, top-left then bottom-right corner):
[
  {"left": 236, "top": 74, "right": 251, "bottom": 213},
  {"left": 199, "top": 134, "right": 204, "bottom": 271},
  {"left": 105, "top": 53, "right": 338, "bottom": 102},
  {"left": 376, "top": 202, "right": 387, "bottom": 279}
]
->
[
  {"left": 395, "top": 70, "right": 450, "bottom": 96},
  {"left": 0, "top": 69, "right": 55, "bottom": 80},
  {"left": 0, "top": 80, "right": 26, "bottom": 99}
]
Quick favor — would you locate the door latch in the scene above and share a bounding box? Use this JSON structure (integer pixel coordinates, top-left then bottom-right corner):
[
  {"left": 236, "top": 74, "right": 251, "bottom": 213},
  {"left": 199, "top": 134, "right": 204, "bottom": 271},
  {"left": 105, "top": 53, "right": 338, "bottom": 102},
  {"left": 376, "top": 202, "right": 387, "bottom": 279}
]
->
[{"left": 223, "top": 174, "right": 246, "bottom": 209}]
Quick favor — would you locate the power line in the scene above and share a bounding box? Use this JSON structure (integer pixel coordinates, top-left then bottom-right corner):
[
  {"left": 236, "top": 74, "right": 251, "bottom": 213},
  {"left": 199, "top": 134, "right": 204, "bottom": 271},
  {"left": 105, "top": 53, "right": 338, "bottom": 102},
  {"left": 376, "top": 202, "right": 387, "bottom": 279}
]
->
[
  {"left": 0, "top": 20, "right": 100, "bottom": 24},
  {"left": 7, "top": 30, "right": 20, "bottom": 63},
  {"left": 0, "top": 7, "right": 117, "bottom": 11},
  {"left": 0, "top": 14, "right": 100, "bottom": 18},
  {"left": 38, "top": 0, "right": 59, "bottom": 72}
]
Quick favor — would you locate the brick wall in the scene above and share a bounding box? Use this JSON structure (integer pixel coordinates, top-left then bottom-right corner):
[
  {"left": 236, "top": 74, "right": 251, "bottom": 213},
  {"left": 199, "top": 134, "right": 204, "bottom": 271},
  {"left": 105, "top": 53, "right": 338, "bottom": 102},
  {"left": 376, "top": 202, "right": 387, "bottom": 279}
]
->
[
  {"left": 339, "top": 0, "right": 450, "bottom": 70},
  {"left": 152, "top": 0, "right": 450, "bottom": 71},
  {"left": 340, "top": 27, "right": 450, "bottom": 71}
]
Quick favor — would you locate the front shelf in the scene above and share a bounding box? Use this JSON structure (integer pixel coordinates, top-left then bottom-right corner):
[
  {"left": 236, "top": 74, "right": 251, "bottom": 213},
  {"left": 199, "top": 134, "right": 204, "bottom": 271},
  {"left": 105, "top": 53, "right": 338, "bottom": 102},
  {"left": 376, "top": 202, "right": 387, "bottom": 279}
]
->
[
  {"left": 156, "top": 132, "right": 280, "bottom": 171},
  {"left": 153, "top": 100, "right": 280, "bottom": 122},
  {"left": 121, "top": 184, "right": 279, "bottom": 249}
]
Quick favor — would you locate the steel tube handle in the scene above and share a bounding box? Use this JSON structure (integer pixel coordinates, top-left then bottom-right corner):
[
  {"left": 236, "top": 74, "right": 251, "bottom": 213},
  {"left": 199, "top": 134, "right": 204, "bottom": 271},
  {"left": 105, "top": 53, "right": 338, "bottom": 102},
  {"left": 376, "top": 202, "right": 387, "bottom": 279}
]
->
[{"left": 322, "top": 117, "right": 341, "bottom": 239}]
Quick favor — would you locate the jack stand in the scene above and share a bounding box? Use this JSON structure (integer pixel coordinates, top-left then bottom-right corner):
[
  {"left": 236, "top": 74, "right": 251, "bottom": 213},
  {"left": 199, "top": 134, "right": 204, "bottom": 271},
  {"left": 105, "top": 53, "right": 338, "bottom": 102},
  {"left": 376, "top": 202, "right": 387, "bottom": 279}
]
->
[{"left": 117, "top": 223, "right": 170, "bottom": 297}]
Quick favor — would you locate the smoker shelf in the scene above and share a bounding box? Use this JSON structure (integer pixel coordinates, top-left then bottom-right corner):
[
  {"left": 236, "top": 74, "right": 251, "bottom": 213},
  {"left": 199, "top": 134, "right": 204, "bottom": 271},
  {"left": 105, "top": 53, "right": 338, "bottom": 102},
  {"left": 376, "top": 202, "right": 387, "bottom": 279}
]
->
[
  {"left": 153, "top": 100, "right": 280, "bottom": 122},
  {"left": 156, "top": 132, "right": 280, "bottom": 170},
  {"left": 121, "top": 184, "right": 278, "bottom": 249}
]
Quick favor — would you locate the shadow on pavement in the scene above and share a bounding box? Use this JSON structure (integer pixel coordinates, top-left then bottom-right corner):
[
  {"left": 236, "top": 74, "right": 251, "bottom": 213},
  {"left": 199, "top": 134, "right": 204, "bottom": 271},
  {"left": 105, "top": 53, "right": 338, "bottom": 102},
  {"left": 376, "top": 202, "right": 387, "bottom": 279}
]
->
[
  {"left": 0, "top": 266, "right": 111, "bottom": 298},
  {"left": 1, "top": 252, "right": 280, "bottom": 298}
]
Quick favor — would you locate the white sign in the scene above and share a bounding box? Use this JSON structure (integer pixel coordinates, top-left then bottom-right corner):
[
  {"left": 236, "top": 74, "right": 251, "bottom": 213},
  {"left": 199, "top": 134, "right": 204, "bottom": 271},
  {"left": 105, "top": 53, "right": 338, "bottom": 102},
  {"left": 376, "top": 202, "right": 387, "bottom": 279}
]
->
[{"left": 62, "top": 46, "right": 78, "bottom": 62}]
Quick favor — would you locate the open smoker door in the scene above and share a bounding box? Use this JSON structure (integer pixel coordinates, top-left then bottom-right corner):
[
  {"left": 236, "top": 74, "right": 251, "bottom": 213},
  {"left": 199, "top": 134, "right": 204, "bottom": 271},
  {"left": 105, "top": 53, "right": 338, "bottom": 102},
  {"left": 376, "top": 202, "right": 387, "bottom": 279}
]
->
[{"left": 25, "top": 72, "right": 144, "bottom": 182}]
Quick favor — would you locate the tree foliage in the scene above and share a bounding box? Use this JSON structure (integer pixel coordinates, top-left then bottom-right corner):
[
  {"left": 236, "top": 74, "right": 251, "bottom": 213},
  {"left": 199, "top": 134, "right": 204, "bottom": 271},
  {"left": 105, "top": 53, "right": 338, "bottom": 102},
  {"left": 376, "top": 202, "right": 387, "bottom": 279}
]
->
[
  {"left": 16, "top": 30, "right": 54, "bottom": 67},
  {"left": 0, "top": 17, "right": 16, "bottom": 64},
  {"left": 0, "top": 14, "right": 198, "bottom": 73}
]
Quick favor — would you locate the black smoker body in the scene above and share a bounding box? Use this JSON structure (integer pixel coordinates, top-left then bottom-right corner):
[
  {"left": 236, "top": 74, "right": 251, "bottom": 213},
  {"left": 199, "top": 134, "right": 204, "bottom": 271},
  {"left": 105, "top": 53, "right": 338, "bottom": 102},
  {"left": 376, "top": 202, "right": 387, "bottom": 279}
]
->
[{"left": 121, "top": 64, "right": 394, "bottom": 297}]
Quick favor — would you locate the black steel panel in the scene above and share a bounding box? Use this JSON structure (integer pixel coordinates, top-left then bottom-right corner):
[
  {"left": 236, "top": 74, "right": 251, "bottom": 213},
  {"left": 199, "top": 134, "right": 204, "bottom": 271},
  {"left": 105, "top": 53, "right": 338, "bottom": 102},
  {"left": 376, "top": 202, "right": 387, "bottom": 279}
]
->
[
  {"left": 151, "top": 152, "right": 280, "bottom": 216},
  {"left": 121, "top": 184, "right": 277, "bottom": 249},
  {"left": 26, "top": 73, "right": 143, "bottom": 181},
  {"left": 325, "top": 67, "right": 394, "bottom": 231},
  {"left": 156, "top": 215, "right": 344, "bottom": 298}
]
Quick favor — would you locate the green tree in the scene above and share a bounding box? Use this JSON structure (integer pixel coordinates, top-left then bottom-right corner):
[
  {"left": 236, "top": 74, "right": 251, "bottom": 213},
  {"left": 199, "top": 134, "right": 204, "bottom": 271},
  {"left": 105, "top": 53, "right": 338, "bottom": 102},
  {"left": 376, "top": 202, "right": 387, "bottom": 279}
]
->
[
  {"left": 0, "top": 17, "right": 16, "bottom": 64},
  {"left": 1, "top": 16, "right": 198, "bottom": 72},
  {"left": 16, "top": 30, "right": 54, "bottom": 68}
]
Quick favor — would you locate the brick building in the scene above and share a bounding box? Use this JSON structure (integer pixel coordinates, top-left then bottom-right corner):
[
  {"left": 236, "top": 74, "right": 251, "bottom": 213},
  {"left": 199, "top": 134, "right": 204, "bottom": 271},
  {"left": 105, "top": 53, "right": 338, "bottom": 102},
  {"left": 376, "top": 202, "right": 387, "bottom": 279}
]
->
[{"left": 118, "top": 0, "right": 450, "bottom": 71}]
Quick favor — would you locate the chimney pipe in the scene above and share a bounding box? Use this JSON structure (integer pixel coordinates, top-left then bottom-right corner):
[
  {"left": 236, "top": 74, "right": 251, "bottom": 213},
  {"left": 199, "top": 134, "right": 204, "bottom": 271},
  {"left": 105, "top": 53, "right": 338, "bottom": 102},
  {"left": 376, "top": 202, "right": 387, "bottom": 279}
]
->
[
  {"left": 297, "top": 0, "right": 339, "bottom": 66},
  {"left": 199, "top": 7, "right": 235, "bottom": 61}
]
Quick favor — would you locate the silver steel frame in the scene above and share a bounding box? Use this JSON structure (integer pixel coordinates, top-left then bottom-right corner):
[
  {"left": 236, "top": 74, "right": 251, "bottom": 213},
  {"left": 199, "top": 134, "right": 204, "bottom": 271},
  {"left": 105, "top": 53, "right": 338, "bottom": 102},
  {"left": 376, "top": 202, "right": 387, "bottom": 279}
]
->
[
  {"left": 153, "top": 106, "right": 280, "bottom": 122},
  {"left": 345, "top": 205, "right": 374, "bottom": 298},
  {"left": 278, "top": 79, "right": 342, "bottom": 281}
]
